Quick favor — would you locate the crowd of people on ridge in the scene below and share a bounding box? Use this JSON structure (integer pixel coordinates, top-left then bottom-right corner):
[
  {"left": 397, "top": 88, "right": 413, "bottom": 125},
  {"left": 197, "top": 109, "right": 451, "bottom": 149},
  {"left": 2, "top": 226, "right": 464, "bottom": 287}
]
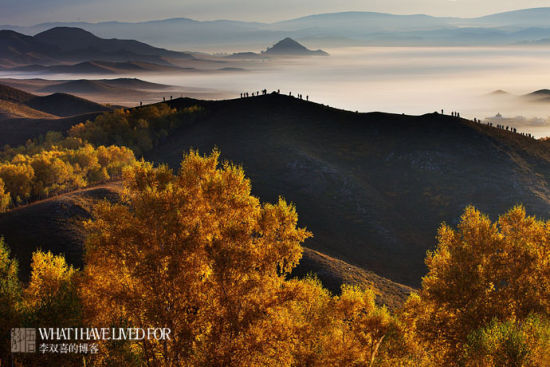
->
[{"left": 240, "top": 90, "right": 308, "bottom": 101}]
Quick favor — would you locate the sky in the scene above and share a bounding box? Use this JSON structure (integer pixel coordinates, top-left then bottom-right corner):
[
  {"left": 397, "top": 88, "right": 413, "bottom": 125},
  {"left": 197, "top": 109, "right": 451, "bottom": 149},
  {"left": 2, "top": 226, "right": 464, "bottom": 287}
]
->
[{"left": 2, "top": 0, "right": 550, "bottom": 25}]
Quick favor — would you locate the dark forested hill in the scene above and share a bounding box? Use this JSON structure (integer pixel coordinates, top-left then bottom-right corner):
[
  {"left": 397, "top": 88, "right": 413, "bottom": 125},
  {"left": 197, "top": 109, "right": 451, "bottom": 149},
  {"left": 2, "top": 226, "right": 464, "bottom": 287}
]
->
[{"left": 139, "top": 93, "right": 550, "bottom": 287}]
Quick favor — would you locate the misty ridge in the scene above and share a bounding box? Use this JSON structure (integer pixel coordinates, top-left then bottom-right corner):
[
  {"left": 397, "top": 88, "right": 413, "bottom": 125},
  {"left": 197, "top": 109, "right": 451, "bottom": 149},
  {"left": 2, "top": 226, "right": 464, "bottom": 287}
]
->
[{"left": 5, "top": 7, "right": 550, "bottom": 51}]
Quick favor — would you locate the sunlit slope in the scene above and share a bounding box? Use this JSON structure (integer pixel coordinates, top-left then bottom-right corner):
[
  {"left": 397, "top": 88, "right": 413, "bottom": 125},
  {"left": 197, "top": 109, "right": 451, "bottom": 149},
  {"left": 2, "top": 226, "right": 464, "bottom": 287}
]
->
[
  {"left": 295, "top": 248, "right": 413, "bottom": 310},
  {"left": 145, "top": 93, "right": 550, "bottom": 287}
]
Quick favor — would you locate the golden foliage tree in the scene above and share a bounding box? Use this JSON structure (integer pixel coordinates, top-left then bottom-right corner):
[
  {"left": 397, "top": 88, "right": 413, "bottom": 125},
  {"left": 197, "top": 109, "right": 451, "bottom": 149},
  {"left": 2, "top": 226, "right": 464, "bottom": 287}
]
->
[
  {"left": 0, "top": 142, "right": 136, "bottom": 208},
  {"left": 23, "top": 250, "right": 81, "bottom": 327},
  {"left": 0, "top": 178, "right": 10, "bottom": 212},
  {"left": 462, "top": 314, "right": 550, "bottom": 367},
  {"left": 81, "top": 150, "right": 312, "bottom": 366},
  {"left": 0, "top": 238, "right": 22, "bottom": 364},
  {"left": 407, "top": 206, "right": 550, "bottom": 365},
  {"left": 0, "top": 162, "right": 34, "bottom": 204},
  {"left": 69, "top": 104, "right": 203, "bottom": 156}
]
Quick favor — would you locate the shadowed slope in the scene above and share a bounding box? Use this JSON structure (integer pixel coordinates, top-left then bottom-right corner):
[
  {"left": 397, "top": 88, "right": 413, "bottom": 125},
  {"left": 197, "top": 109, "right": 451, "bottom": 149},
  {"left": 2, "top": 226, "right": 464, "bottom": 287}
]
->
[
  {"left": 0, "top": 183, "right": 123, "bottom": 280},
  {"left": 143, "top": 93, "right": 550, "bottom": 287}
]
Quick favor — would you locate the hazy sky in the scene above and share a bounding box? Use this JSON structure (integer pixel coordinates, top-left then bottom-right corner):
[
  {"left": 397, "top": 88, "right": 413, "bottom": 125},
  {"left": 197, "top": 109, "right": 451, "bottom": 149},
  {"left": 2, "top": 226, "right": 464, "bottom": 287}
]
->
[{"left": 3, "top": 0, "right": 550, "bottom": 25}]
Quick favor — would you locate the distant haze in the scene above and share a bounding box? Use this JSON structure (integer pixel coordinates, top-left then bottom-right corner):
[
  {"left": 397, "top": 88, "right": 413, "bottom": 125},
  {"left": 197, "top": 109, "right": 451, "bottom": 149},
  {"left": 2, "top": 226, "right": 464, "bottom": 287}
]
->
[{"left": 3, "top": 0, "right": 550, "bottom": 25}]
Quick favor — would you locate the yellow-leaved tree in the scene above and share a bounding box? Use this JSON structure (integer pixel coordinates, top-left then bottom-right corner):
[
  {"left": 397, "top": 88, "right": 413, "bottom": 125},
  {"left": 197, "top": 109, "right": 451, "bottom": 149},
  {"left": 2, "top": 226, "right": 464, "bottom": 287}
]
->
[
  {"left": 406, "top": 206, "right": 550, "bottom": 365},
  {"left": 0, "top": 178, "right": 10, "bottom": 212},
  {"left": 0, "top": 237, "right": 21, "bottom": 363},
  {"left": 23, "top": 250, "right": 81, "bottom": 327},
  {"left": 80, "top": 150, "right": 312, "bottom": 366}
]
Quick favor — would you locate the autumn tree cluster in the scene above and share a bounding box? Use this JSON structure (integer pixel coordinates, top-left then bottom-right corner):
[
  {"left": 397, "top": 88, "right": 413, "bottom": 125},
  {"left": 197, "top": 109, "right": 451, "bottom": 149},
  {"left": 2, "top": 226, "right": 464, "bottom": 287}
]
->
[
  {"left": 404, "top": 205, "right": 550, "bottom": 366},
  {"left": 68, "top": 104, "right": 203, "bottom": 156},
  {"left": 0, "top": 103, "right": 202, "bottom": 210},
  {"left": 0, "top": 151, "right": 548, "bottom": 366},
  {"left": 0, "top": 135, "right": 135, "bottom": 209},
  {"left": 0, "top": 238, "right": 81, "bottom": 365}
]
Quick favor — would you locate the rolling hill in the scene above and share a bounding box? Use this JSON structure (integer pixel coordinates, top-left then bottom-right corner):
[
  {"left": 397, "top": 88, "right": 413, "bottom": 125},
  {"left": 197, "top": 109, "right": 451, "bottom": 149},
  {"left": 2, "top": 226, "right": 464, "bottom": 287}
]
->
[
  {"left": 0, "top": 112, "right": 106, "bottom": 147},
  {"left": 0, "top": 77, "right": 179, "bottom": 107},
  {"left": 0, "top": 30, "right": 58, "bottom": 66},
  {"left": 0, "top": 183, "right": 123, "bottom": 280},
  {"left": 524, "top": 89, "right": 550, "bottom": 102},
  {"left": 132, "top": 93, "right": 550, "bottom": 287},
  {"left": 0, "top": 83, "right": 110, "bottom": 117},
  {"left": 8, "top": 60, "right": 190, "bottom": 75},
  {"left": 0, "top": 83, "right": 111, "bottom": 145}
]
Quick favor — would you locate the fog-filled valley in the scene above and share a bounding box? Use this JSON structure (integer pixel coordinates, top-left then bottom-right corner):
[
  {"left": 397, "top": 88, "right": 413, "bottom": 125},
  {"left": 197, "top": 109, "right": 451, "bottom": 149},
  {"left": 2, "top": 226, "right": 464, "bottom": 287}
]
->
[{"left": 4, "top": 46, "right": 550, "bottom": 136}]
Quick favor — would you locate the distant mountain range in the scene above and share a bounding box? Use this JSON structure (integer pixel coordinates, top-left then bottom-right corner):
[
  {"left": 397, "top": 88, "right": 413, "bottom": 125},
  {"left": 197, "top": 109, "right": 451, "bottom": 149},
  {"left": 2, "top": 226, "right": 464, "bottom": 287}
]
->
[
  {"left": 4, "top": 8, "right": 550, "bottom": 50},
  {"left": 0, "top": 27, "right": 193, "bottom": 68},
  {"left": 0, "top": 26, "right": 326, "bottom": 73}
]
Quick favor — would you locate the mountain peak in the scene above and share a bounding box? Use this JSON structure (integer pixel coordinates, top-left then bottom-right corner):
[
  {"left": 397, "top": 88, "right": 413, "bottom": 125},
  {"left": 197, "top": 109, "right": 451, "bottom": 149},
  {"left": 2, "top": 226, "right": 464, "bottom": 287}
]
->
[
  {"left": 263, "top": 37, "right": 328, "bottom": 56},
  {"left": 35, "top": 27, "right": 99, "bottom": 42},
  {"left": 273, "top": 37, "right": 308, "bottom": 50}
]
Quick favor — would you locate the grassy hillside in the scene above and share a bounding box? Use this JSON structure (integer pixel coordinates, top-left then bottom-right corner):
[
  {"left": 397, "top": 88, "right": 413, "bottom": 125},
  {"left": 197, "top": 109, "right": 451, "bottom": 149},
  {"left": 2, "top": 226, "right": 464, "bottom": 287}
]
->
[
  {"left": 295, "top": 248, "right": 412, "bottom": 310},
  {"left": 0, "top": 183, "right": 122, "bottom": 278},
  {"left": 0, "top": 83, "right": 111, "bottom": 146},
  {"left": 0, "top": 100, "right": 56, "bottom": 120},
  {"left": 0, "top": 83, "right": 110, "bottom": 117},
  {"left": 136, "top": 93, "right": 550, "bottom": 287},
  {"left": 24, "top": 92, "right": 110, "bottom": 117}
]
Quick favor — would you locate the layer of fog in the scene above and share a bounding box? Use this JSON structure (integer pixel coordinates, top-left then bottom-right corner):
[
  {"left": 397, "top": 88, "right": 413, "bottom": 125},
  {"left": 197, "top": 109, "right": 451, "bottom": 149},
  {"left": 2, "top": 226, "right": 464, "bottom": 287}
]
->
[
  {"left": 155, "top": 46, "right": 550, "bottom": 138},
  {"left": 3, "top": 46, "right": 550, "bottom": 137}
]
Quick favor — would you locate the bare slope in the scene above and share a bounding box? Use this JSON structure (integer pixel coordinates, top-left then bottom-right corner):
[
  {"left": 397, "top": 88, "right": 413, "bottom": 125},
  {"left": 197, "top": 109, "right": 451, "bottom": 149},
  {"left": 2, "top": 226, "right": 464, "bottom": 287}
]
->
[{"left": 0, "top": 183, "right": 123, "bottom": 279}]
